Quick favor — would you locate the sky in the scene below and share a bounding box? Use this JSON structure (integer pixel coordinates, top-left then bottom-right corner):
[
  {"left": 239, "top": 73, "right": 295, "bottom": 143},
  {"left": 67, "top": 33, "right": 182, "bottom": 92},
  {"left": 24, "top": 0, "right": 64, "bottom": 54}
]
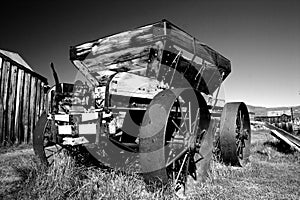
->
[{"left": 0, "top": 0, "right": 299, "bottom": 107}]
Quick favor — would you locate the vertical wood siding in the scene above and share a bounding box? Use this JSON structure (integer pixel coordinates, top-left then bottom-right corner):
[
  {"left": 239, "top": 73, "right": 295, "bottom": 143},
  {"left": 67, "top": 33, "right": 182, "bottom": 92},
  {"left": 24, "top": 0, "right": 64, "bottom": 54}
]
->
[{"left": 0, "top": 54, "right": 48, "bottom": 145}]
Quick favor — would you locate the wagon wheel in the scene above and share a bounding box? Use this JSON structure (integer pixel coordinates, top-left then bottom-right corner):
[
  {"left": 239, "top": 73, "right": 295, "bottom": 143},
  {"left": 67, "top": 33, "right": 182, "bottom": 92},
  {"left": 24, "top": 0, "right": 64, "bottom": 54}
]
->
[
  {"left": 139, "top": 88, "right": 211, "bottom": 194},
  {"left": 218, "top": 102, "right": 251, "bottom": 166},
  {"left": 33, "top": 111, "right": 65, "bottom": 166}
]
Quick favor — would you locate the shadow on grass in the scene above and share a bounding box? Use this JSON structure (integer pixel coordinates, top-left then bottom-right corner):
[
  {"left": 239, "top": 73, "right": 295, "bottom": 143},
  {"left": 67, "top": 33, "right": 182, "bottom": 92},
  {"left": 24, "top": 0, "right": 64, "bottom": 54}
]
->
[
  {"left": 263, "top": 140, "right": 294, "bottom": 154},
  {"left": 13, "top": 165, "right": 37, "bottom": 183}
]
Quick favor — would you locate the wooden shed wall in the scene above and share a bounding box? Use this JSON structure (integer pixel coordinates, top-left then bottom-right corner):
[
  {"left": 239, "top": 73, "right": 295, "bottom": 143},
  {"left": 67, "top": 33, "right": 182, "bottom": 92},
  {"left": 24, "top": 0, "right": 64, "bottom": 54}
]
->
[{"left": 0, "top": 54, "right": 48, "bottom": 146}]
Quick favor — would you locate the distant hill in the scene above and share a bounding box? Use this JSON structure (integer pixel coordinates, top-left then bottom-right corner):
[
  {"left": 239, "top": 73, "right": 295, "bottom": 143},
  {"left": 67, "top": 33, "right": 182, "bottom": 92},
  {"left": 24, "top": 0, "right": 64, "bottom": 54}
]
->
[
  {"left": 247, "top": 105, "right": 267, "bottom": 116},
  {"left": 247, "top": 105, "right": 300, "bottom": 118}
]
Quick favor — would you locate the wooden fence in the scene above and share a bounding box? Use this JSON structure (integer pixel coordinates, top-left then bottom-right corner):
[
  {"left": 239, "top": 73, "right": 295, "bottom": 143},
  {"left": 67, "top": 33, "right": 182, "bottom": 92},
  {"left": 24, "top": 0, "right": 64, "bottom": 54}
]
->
[{"left": 0, "top": 53, "right": 48, "bottom": 146}]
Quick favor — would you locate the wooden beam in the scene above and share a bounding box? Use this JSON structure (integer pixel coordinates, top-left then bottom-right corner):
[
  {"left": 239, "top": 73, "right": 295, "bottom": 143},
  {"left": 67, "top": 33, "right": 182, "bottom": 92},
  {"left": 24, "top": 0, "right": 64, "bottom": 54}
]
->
[
  {"left": 29, "top": 76, "right": 37, "bottom": 143},
  {"left": 2, "top": 61, "right": 11, "bottom": 145},
  {"left": 35, "top": 79, "right": 41, "bottom": 131},
  {"left": 7, "top": 65, "right": 18, "bottom": 144},
  {"left": 14, "top": 69, "right": 24, "bottom": 144},
  {"left": 72, "top": 24, "right": 154, "bottom": 60},
  {"left": 84, "top": 46, "right": 150, "bottom": 68},
  {"left": 22, "top": 73, "right": 30, "bottom": 144},
  {"left": 270, "top": 130, "right": 300, "bottom": 152},
  {"left": 0, "top": 57, "right": 2, "bottom": 94},
  {"left": 39, "top": 82, "right": 45, "bottom": 116},
  {"left": 0, "top": 58, "right": 4, "bottom": 144}
]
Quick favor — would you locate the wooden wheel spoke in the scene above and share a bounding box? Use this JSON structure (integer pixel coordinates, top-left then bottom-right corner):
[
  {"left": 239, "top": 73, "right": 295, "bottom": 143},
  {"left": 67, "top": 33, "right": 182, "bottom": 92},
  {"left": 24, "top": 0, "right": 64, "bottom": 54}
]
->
[
  {"left": 165, "top": 147, "right": 188, "bottom": 167},
  {"left": 179, "top": 104, "right": 189, "bottom": 133},
  {"left": 166, "top": 148, "right": 174, "bottom": 165},
  {"left": 172, "top": 162, "right": 176, "bottom": 184},
  {"left": 172, "top": 120, "right": 186, "bottom": 136},
  {"left": 188, "top": 102, "right": 192, "bottom": 133},
  {"left": 174, "top": 153, "right": 188, "bottom": 187},
  {"left": 192, "top": 108, "right": 200, "bottom": 135},
  {"left": 183, "top": 155, "right": 190, "bottom": 193},
  {"left": 237, "top": 110, "right": 244, "bottom": 132},
  {"left": 167, "top": 140, "right": 184, "bottom": 144}
]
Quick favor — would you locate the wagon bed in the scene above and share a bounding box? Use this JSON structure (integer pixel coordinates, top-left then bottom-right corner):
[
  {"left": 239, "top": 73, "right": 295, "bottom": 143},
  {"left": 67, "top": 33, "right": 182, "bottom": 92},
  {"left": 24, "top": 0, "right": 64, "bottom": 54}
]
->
[{"left": 70, "top": 19, "right": 231, "bottom": 95}]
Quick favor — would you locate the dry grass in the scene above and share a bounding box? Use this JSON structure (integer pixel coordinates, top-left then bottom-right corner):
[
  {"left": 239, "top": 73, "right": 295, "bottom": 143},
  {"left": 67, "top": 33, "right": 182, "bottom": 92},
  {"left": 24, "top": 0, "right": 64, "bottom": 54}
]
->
[{"left": 0, "top": 130, "right": 299, "bottom": 199}]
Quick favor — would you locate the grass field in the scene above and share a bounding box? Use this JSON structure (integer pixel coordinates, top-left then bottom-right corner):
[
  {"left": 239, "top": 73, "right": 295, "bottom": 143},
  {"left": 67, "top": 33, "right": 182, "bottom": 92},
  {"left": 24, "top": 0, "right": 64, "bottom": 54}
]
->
[{"left": 0, "top": 130, "right": 299, "bottom": 200}]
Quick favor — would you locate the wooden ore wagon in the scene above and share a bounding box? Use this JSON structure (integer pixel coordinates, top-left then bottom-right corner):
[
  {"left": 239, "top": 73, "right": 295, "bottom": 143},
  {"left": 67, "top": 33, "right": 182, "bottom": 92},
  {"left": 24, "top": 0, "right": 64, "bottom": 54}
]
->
[{"left": 33, "top": 20, "right": 251, "bottom": 192}]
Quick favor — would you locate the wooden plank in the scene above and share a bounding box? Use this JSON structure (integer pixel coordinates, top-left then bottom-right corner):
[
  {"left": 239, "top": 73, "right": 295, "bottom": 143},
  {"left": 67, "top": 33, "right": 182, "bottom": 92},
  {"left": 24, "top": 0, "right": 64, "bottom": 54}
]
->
[
  {"left": 0, "top": 57, "right": 3, "bottom": 94},
  {"left": 39, "top": 82, "right": 45, "bottom": 116},
  {"left": 28, "top": 76, "right": 37, "bottom": 143},
  {"left": 0, "top": 60, "right": 9, "bottom": 100},
  {"left": 83, "top": 45, "right": 151, "bottom": 68},
  {"left": 34, "top": 79, "right": 41, "bottom": 131},
  {"left": 14, "top": 69, "right": 24, "bottom": 144},
  {"left": 7, "top": 65, "right": 18, "bottom": 144},
  {"left": 270, "top": 130, "right": 300, "bottom": 152},
  {"left": 18, "top": 71, "right": 26, "bottom": 143},
  {"left": 73, "top": 24, "right": 154, "bottom": 59},
  {"left": 22, "top": 73, "right": 30, "bottom": 143},
  {"left": 264, "top": 123, "right": 300, "bottom": 149},
  {"left": 2, "top": 61, "right": 11, "bottom": 145},
  {"left": 0, "top": 58, "right": 4, "bottom": 145},
  {"left": 0, "top": 98, "right": 2, "bottom": 145}
]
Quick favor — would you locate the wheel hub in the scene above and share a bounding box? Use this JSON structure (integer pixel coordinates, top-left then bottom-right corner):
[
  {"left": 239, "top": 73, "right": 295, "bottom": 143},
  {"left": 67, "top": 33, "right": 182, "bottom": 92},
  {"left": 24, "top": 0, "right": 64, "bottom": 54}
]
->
[{"left": 236, "top": 129, "right": 249, "bottom": 159}]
